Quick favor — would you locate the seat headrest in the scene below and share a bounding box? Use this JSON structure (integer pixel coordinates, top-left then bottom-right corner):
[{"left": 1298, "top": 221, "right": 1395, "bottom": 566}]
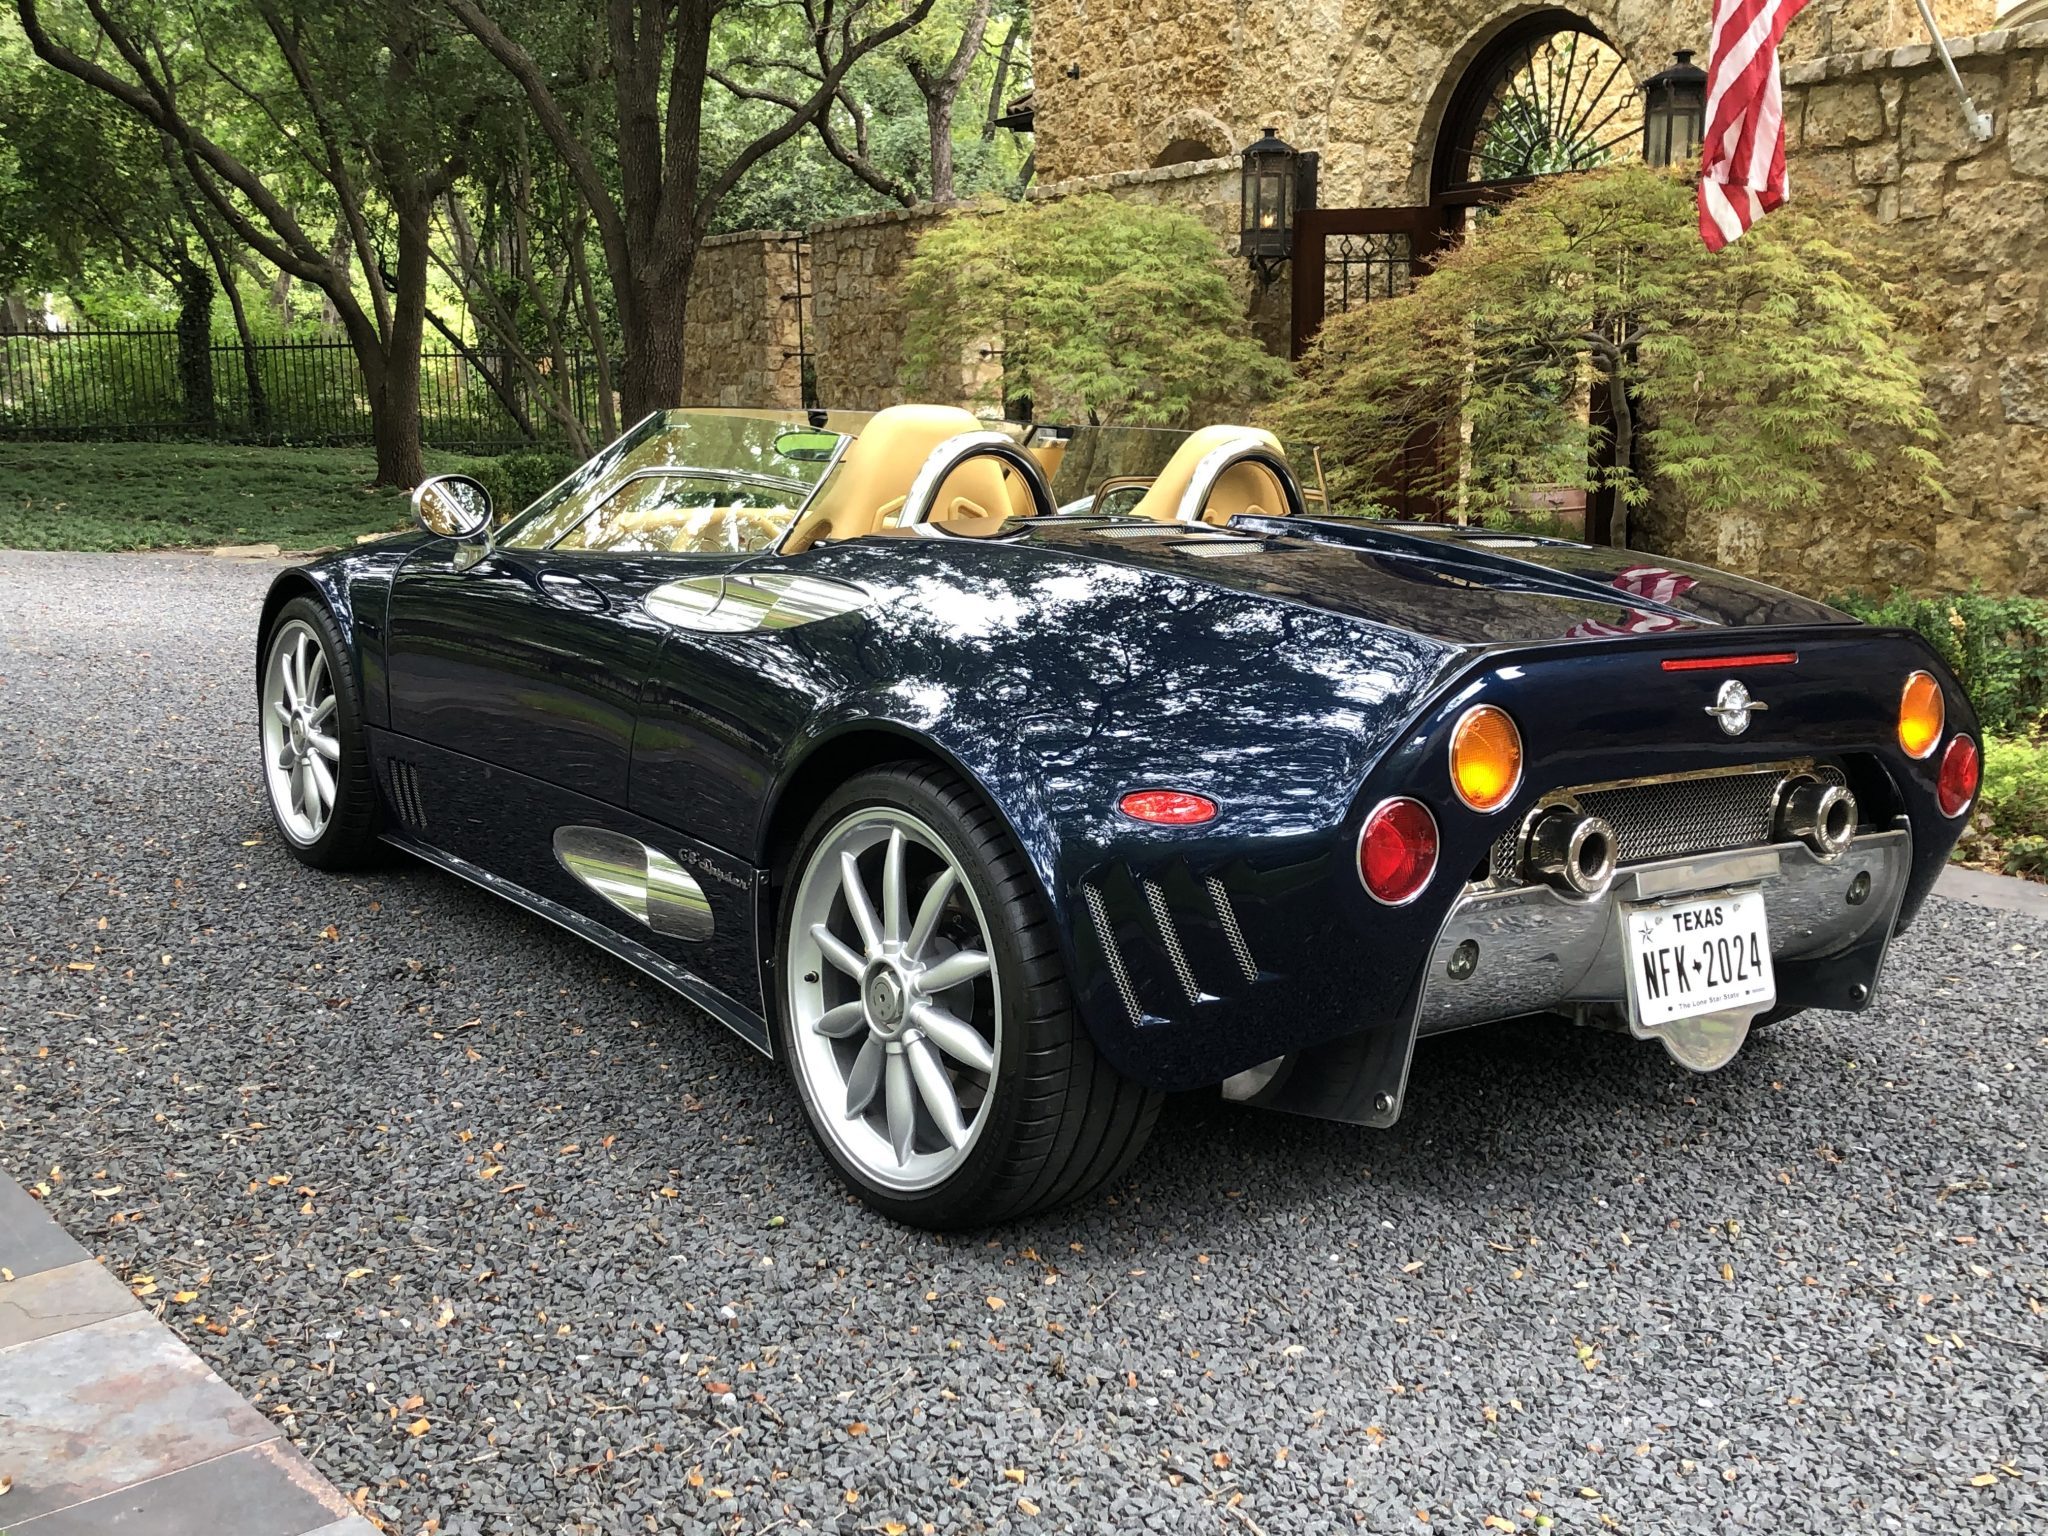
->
[
  {"left": 1129, "top": 424, "right": 1292, "bottom": 525},
  {"left": 781, "top": 404, "right": 985, "bottom": 553}
]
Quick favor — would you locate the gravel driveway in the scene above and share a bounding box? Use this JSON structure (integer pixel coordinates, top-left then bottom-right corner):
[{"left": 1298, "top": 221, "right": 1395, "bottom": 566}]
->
[{"left": 3, "top": 547, "right": 2045, "bottom": 1535}]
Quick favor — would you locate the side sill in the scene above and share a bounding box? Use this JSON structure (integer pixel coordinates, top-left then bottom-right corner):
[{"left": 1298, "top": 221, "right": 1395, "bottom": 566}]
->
[{"left": 382, "top": 833, "right": 772, "bottom": 1056}]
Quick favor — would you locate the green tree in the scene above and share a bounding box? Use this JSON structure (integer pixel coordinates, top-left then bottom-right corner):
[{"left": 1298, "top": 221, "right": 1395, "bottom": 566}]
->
[
  {"left": 1267, "top": 164, "right": 1941, "bottom": 546},
  {"left": 16, "top": 0, "right": 482, "bottom": 484},
  {"left": 902, "top": 195, "right": 1288, "bottom": 426},
  {"left": 446, "top": 0, "right": 939, "bottom": 421}
]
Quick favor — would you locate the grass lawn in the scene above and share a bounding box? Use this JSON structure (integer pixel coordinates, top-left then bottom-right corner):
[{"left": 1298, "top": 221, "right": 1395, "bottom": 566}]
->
[{"left": 0, "top": 440, "right": 485, "bottom": 552}]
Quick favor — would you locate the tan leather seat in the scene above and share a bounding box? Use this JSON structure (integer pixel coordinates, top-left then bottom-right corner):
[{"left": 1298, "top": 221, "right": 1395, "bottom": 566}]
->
[
  {"left": 1128, "top": 424, "right": 1293, "bottom": 526},
  {"left": 782, "top": 404, "right": 985, "bottom": 553}
]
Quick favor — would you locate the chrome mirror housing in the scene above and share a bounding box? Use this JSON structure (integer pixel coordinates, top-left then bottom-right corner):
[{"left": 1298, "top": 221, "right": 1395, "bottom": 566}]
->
[{"left": 410, "top": 474, "right": 494, "bottom": 540}]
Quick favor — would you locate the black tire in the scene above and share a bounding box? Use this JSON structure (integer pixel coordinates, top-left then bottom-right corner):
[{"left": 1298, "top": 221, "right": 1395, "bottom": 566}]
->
[
  {"left": 257, "top": 595, "right": 382, "bottom": 870},
  {"left": 774, "top": 762, "right": 1162, "bottom": 1228}
]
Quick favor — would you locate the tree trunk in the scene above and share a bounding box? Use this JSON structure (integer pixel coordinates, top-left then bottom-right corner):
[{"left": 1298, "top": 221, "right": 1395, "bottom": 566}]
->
[
  {"left": 173, "top": 254, "right": 216, "bottom": 429},
  {"left": 619, "top": 268, "right": 688, "bottom": 422},
  {"left": 193, "top": 213, "right": 270, "bottom": 432}
]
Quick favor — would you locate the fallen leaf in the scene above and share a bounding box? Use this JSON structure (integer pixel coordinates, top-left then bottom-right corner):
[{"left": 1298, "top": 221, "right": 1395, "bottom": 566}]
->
[
  {"left": 130, "top": 1276, "right": 157, "bottom": 1297},
  {"left": 405, "top": 1418, "right": 430, "bottom": 1437},
  {"left": 1970, "top": 1472, "right": 1999, "bottom": 1487},
  {"left": 1017, "top": 1497, "right": 1041, "bottom": 1516},
  {"left": 986, "top": 1296, "right": 1005, "bottom": 1310},
  {"left": 1577, "top": 1487, "right": 1602, "bottom": 1500},
  {"left": 1483, "top": 1519, "right": 1517, "bottom": 1533},
  {"left": 882, "top": 1524, "right": 908, "bottom": 1535},
  {"left": 1002, "top": 1468, "right": 1027, "bottom": 1484},
  {"left": 1720, "top": 1262, "right": 1735, "bottom": 1283},
  {"left": 1212, "top": 1452, "right": 1230, "bottom": 1469},
  {"left": 847, "top": 1421, "right": 868, "bottom": 1436},
  {"left": 172, "top": 1290, "right": 199, "bottom": 1303},
  {"left": 704, "top": 1381, "right": 733, "bottom": 1394}
]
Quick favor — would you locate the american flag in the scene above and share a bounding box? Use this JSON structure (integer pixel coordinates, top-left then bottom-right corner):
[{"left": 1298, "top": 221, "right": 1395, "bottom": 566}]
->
[{"left": 1697, "top": 0, "right": 1812, "bottom": 251}]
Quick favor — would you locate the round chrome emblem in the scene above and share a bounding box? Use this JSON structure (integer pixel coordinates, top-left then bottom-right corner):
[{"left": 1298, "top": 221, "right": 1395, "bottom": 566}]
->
[
  {"left": 865, "top": 970, "right": 905, "bottom": 1030},
  {"left": 1705, "top": 678, "right": 1768, "bottom": 736}
]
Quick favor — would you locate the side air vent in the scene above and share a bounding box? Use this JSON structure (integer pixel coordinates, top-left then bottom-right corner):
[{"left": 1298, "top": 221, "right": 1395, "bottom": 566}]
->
[
  {"left": 1142, "top": 879, "right": 1202, "bottom": 1005},
  {"left": 1083, "top": 883, "right": 1143, "bottom": 1028},
  {"left": 1205, "top": 876, "right": 1258, "bottom": 985},
  {"left": 384, "top": 759, "right": 427, "bottom": 832}
]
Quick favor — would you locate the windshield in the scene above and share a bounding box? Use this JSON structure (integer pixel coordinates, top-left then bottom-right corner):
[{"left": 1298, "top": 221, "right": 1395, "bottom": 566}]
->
[{"left": 499, "top": 410, "right": 857, "bottom": 553}]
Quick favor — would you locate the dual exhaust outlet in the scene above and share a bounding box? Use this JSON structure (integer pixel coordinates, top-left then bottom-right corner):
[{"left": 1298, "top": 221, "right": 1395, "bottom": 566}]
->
[{"left": 1518, "top": 774, "right": 1859, "bottom": 897}]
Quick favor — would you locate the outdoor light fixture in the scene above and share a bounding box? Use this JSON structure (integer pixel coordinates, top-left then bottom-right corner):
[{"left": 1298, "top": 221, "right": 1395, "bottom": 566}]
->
[
  {"left": 1641, "top": 50, "right": 1709, "bottom": 167},
  {"left": 1240, "top": 126, "right": 1298, "bottom": 285}
]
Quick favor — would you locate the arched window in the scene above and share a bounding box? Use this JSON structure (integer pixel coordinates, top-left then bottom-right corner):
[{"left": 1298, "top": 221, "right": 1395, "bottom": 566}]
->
[
  {"left": 1431, "top": 12, "right": 1643, "bottom": 196},
  {"left": 1153, "top": 137, "right": 1221, "bottom": 168}
]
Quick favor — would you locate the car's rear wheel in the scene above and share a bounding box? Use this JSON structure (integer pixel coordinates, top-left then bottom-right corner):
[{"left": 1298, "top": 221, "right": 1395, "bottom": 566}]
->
[
  {"left": 259, "top": 596, "right": 380, "bottom": 869},
  {"left": 777, "top": 763, "right": 1161, "bottom": 1227}
]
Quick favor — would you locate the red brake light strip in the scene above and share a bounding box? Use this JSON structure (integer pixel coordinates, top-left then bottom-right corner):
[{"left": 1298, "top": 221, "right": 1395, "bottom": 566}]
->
[{"left": 1660, "top": 652, "right": 1798, "bottom": 672}]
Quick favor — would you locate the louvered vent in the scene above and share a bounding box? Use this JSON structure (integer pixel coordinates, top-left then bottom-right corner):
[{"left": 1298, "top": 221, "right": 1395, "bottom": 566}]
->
[
  {"left": 1142, "top": 879, "right": 1201, "bottom": 1005},
  {"left": 1205, "top": 876, "right": 1258, "bottom": 985},
  {"left": 383, "top": 759, "right": 428, "bottom": 832},
  {"left": 1083, "top": 883, "right": 1143, "bottom": 1028}
]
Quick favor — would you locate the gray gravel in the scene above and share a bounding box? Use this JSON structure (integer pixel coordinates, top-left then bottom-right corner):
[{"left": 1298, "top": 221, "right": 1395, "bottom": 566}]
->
[{"left": 3, "top": 546, "right": 2046, "bottom": 1535}]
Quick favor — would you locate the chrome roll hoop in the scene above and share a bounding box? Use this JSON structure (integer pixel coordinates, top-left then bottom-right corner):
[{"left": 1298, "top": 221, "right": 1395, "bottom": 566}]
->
[
  {"left": 1173, "top": 437, "right": 1310, "bottom": 523},
  {"left": 897, "top": 431, "right": 1059, "bottom": 528}
]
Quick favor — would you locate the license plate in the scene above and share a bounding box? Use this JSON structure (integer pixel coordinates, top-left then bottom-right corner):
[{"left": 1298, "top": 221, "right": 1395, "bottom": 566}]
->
[{"left": 1624, "top": 889, "right": 1775, "bottom": 1029}]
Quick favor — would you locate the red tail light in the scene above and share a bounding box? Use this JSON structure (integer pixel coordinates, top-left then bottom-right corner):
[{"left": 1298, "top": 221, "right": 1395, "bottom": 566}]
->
[
  {"left": 1118, "top": 789, "right": 1218, "bottom": 825},
  {"left": 1937, "top": 735, "right": 1980, "bottom": 818},
  {"left": 1359, "top": 798, "right": 1439, "bottom": 906}
]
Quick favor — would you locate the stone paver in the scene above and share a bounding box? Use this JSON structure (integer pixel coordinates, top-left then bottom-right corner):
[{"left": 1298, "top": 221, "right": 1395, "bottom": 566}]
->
[{"left": 0, "top": 1175, "right": 367, "bottom": 1536}]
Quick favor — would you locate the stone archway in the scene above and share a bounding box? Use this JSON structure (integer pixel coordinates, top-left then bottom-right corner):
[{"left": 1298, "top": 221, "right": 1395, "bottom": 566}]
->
[
  {"left": 1425, "top": 8, "right": 1646, "bottom": 197},
  {"left": 1148, "top": 109, "right": 1238, "bottom": 168}
]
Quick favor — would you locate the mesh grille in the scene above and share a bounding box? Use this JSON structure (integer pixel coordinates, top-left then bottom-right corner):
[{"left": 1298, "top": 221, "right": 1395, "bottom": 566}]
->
[
  {"left": 1206, "top": 876, "right": 1258, "bottom": 985},
  {"left": 1084, "top": 884, "right": 1144, "bottom": 1026},
  {"left": 1490, "top": 765, "right": 1845, "bottom": 883},
  {"left": 1143, "top": 879, "right": 1201, "bottom": 1005}
]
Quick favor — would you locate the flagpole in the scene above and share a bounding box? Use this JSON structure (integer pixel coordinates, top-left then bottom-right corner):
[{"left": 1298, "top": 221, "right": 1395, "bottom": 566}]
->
[{"left": 1912, "top": 0, "right": 1995, "bottom": 142}]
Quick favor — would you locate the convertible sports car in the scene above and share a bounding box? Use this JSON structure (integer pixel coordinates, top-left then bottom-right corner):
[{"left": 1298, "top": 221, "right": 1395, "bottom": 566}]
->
[{"left": 256, "top": 404, "right": 1981, "bottom": 1227}]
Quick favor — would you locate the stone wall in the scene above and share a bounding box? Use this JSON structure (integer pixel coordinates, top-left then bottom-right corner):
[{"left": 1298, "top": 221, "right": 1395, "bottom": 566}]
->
[
  {"left": 680, "top": 230, "right": 808, "bottom": 408},
  {"left": 1636, "top": 25, "right": 2048, "bottom": 596},
  {"left": 1030, "top": 0, "right": 1997, "bottom": 194},
  {"left": 809, "top": 158, "right": 1258, "bottom": 410}
]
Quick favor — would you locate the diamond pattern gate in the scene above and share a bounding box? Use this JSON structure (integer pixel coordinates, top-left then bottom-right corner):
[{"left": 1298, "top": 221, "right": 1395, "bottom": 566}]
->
[{"left": 1289, "top": 205, "right": 1452, "bottom": 519}]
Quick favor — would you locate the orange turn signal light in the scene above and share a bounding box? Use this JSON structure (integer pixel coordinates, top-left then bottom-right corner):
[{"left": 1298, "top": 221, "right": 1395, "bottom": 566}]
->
[
  {"left": 1898, "top": 671, "right": 1944, "bottom": 759},
  {"left": 1449, "top": 705, "right": 1523, "bottom": 812}
]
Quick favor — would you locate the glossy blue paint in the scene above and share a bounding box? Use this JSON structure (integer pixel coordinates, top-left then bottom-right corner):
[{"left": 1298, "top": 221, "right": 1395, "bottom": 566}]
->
[{"left": 263, "top": 508, "right": 1976, "bottom": 1107}]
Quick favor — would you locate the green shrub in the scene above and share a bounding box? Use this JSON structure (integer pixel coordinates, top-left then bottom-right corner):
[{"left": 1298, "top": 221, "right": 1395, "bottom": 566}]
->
[
  {"left": 1956, "top": 734, "right": 2048, "bottom": 877},
  {"left": 1832, "top": 589, "right": 2048, "bottom": 738},
  {"left": 468, "top": 449, "right": 578, "bottom": 522}
]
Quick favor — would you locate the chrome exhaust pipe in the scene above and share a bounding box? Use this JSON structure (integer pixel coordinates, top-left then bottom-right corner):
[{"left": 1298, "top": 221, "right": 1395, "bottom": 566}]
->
[
  {"left": 1523, "top": 807, "right": 1618, "bottom": 897},
  {"left": 1776, "top": 776, "right": 1858, "bottom": 860}
]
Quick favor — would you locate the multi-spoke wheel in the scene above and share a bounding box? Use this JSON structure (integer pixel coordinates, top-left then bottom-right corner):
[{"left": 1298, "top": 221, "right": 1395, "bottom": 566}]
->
[
  {"left": 777, "top": 764, "right": 1162, "bottom": 1228},
  {"left": 258, "top": 596, "right": 379, "bottom": 868}
]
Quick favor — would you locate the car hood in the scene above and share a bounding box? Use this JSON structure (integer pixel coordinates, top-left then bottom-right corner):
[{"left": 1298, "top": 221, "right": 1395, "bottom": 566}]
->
[{"left": 1013, "top": 516, "right": 1847, "bottom": 646}]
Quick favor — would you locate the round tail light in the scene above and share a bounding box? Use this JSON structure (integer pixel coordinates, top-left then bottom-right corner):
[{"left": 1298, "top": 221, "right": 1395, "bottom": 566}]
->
[
  {"left": 1898, "top": 671, "right": 1944, "bottom": 759},
  {"left": 1359, "top": 797, "right": 1439, "bottom": 906},
  {"left": 1937, "top": 734, "right": 1979, "bottom": 818},
  {"left": 1449, "top": 705, "right": 1523, "bottom": 812}
]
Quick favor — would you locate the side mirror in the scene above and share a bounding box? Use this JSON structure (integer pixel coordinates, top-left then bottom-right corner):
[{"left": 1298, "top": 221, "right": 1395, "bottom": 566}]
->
[{"left": 410, "top": 474, "right": 494, "bottom": 540}]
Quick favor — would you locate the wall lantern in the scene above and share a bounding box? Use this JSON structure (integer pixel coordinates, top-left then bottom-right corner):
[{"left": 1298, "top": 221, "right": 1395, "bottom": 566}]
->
[
  {"left": 1240, "top": 126, "right": 1298, "bottom": 284},
  {"left": 1641, "top": 50, "right": 1709, "bottom": 168}
]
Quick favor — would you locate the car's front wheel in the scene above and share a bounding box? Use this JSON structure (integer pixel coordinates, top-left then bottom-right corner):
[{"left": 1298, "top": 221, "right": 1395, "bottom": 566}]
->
[
  {"left": 777, "top": 763, "right": 1160, "bottom": 1227},
  {"left": 258, "top": 596, "right": 380, "bottom": 869}
]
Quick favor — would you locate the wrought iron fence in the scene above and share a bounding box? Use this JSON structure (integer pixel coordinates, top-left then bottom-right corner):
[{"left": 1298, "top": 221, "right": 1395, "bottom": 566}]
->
[{"left": 0, "top": 328, "right": 610, "bottom": 454}]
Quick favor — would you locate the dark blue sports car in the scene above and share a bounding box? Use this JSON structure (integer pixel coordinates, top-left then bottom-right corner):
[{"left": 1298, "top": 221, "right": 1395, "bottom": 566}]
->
[{"left": 256, "top": 405, "right": 1982, "bottom": 1226}]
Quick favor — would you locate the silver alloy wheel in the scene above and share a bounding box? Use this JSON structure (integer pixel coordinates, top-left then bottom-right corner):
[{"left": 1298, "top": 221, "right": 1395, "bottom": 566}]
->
[
  {"left": 786, "top": 808, "right": 1002, "bottom": 1193},
  {"left": 260, "top": 618, "right": 341, "bottom": 846}
]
